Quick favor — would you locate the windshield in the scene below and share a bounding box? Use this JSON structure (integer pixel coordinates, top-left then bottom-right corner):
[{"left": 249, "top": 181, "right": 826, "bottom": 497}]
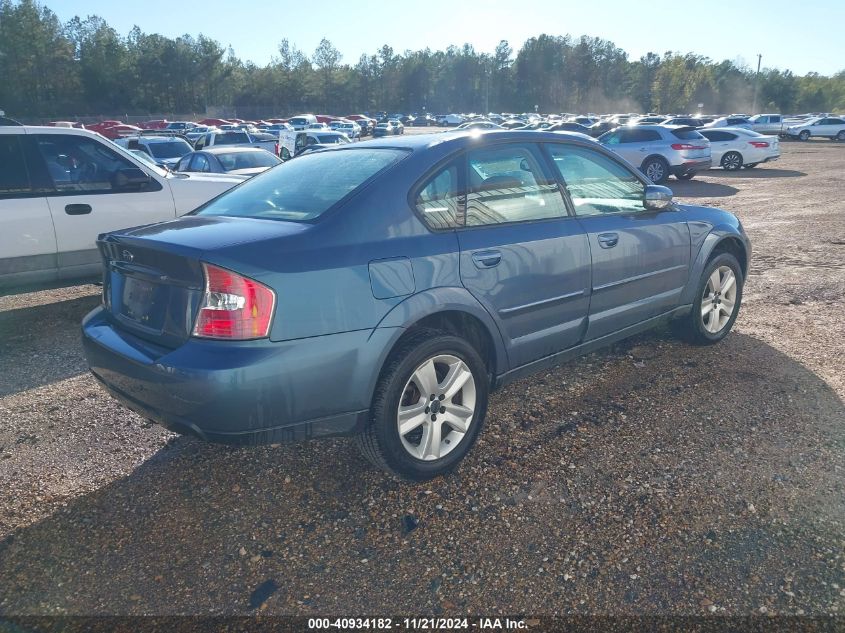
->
[
  {"left": 148, "top": 139, "right": 193, "bottom": 159},
  {"left": 215, "top": 132, "right": 250, "bottom": 145},
  {"left": 196, "top": 148, "right": 406, "bottom": 222},
  {"left": 217, "top": 150, "right": 280, "bottom": 171}
]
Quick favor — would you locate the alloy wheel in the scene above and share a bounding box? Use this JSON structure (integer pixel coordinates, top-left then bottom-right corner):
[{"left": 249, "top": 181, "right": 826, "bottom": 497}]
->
[
  {"left": 644, "top": 160, "right": 666, "bottom": 182},
  {"left": 397, "top": 354, "right": 477, "bottom": 461},
  {"left": 722, "top": 152, "right": 742, "bottom": 170},
  {"left": 701, "top": 265, "right": 738, "bottom": 334}
]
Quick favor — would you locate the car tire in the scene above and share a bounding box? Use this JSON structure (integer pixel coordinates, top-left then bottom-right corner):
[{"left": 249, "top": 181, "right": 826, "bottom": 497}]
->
[
  {"left": 357, "top": 329, "right": 489, "bottom": 481},
  {"left": 836, "top": 131, "right": 845, "bottom": 141},
  {"left": 721, "top": 151, "right": 743, "bottom": 171},
  {"left": 675, "top": 172, "right": 695, "bottom": 180},
  {"left": 671, "top": 252, "right": 743, "bottom": 346},
  {"left": 641, "top": 157, "right": 670, "bottom": 184},
  {"left": 799, "top": 130, "right": 811, "bottom": 141}
]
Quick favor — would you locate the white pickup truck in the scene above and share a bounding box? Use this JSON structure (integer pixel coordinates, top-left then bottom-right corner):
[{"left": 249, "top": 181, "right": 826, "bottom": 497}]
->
[
  {"left": 747, "top": 114, "right": 786, "bottom": 135},
  {"left": 0, "top": 126, "right": 244, "bottom": 291}
]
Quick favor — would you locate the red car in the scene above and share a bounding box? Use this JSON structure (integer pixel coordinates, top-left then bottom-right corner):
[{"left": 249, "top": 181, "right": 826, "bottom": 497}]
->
[
  {"left": 97, "top": 123, "right": 142, "bottom": 139},
  {"left": 139, "top": 119, "right": 169, "bottom": 130}
]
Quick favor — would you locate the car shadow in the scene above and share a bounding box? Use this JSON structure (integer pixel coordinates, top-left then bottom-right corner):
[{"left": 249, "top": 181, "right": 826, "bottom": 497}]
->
[
  {"left": 0, "top": 292, "right": 100, "bottom": 397},
  {"left": 669, "top": 180, "right": 738, "bottom": 198},
  {"left": 1, "top": 332, "right": 844, "bottom": 616},
  {"left": 713, "top": 168, "right": 807, "bottom": 179}
]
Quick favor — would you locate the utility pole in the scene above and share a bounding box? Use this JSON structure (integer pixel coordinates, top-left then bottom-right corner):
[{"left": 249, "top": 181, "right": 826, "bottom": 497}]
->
[{"left": 751, "top": 53, "right": 762, "bottom": 114}]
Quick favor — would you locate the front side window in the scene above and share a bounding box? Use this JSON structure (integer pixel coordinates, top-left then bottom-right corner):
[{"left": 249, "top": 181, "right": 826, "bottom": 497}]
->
[
  {"left": 35, "top": 134, "right": 139, "bottom": 193},
  {"left": 547, "top": 144, "right": 645, "bottom": 217},
  {"left": 196, "top": 148, "right": 406, "bottom": 222},
  {"left": 465, "top": 144, "right": 565, "bottom": 226},
  {"left": 191, "top": 154, "right": 211, "bottom": 172},
  {"left": 0, "top": 135, "right": 31, "bottom": 195},
  {"left": 415, "top": 162, "right": 461, "bottom": 230}
]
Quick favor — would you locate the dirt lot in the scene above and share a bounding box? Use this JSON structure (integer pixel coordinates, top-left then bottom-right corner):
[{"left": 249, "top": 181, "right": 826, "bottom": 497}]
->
[{"left": 1, "top": 135, "right": 844, "bottom": 618}]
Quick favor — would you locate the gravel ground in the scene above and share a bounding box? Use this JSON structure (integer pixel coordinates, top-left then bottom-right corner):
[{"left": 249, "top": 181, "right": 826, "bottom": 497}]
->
[{"left": 1, "top": 137, "right": 844, "bottom": 617}]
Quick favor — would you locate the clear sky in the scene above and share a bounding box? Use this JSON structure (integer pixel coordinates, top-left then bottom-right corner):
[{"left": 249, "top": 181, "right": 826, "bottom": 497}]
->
[{"left": 49, "top": 0, "right": 845, "bottom": 76}]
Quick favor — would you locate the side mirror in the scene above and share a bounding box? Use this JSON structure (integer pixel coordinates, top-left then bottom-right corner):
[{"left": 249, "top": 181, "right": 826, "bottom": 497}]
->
[
  {"left": 644, "top": 184, "right": 673, "bottom": 210},
  {"left": 113, "top": 167, "right": 151, "bottom": 190}
]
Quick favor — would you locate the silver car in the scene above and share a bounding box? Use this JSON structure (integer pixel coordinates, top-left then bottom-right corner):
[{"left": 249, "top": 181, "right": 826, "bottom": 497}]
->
[{"left": 598, "top": 125, "right": 712, "bottom": 184}]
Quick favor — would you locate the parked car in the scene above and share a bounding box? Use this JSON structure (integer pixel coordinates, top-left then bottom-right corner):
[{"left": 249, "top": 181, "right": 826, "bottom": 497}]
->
[
  {"left": 547, "top": 122, "right": 592, "bottom": 134},
  {"left": 0, "top": 126, "right": 244, "bottom": 291},
  {"left": 330, "top": 120, "right": 361, "bottom": 139},
  {"left": 747, "top": 114, "right": 785, "bottom": 135},
  {"left": 305, "top": 131, "right": 352, "bottom": 146},
  {"left": 662, "top": 117, "right": 705, "bottom": 127},
  {"left": 90, "top": 122, "right": 143, "bottom": 140},
  {"left": 373, "top": 122, "right": 397, "bottom": 137},
  {"left": 289, "top": 114, "right": 318, "bottom": 130},
  {"left": 114, "top": 135, "right": 194, "bottom": 169},
  {"left": 454, "top": 121, "right": 503, "bottom": 130},
  {"left": 699, "top": 128, "right": 780, "bottom": 170},
  {"left": 184, "top": 125, "right": 217, "bottom": 142},
  {"left": 632, "top": 116, "right": 668, "bottom": 125},
  {"left": 437, "top": 114, "right": 466, "bottom": 127},
  {"left": 81, "top": 130, "right": 750, "bottom": 480},
  {"left": 175, "top": 147, "right": 281, "bottom": 177},
  {"left": 703, "top": 116, "right": 752, "bottom": 130},
  {"left": 138, "top": 119, "right": 169, "bottom": 130},
  {"left": 784, "top": 116, "right": 845, "bottom": 141},
  {"left": 193, "top": 130, "right": 278, "bottom": 154},
  {"left": 197, "top": 118, "right": 231, "bottom": 127},
  {"left": 588, "top": 120, "right": 618, "bottom": 137},
  {"left": 48, "top": 121, "right": 86, "bottom": 129},
  {"left": 413, "top": 114, "right": 437, "bottom": 127},
  {"left": 599, "top": 125, "right": 711, "bottom": 183}
]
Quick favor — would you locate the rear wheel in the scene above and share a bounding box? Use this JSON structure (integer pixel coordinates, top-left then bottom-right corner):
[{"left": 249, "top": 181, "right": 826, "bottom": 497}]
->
[
  {"left": 836, "top": 131, "right": 845, "bottom": 141},
  {"left": 799, "top": 130, "right": 811, "bottom": 141},
  {"left": 721, "top": 151, "right": 743, "bottom": 171},
  {"left": 671, "top": 253, "right": 743, "bottom": 345},
  {"left": 357, "top": 330, "right": 489, "bottom": 480},
  {"left": 641, "top": 157, "right": 669, "bottom": 184}
]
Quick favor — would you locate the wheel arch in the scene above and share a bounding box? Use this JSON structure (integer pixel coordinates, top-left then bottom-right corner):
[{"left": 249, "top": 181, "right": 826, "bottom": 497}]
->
[
  {"left": 680, "top": 228, "right": 750, "bottom": 305},
  {"left": 640, "top": 153, "right": 669, "bottom": 170}
]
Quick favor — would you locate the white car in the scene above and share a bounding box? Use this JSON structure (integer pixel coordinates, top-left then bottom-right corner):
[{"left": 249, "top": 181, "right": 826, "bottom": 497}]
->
[
  {"left": 747, "top": 114, "right": 785, "bottom": 135},
  {"left": 330, "top": 120, "right": 361, "bottom": 139},
  {"left": 703, "top": 116, "right": 753, "bottom": 130},
  {"left": 437, "top": 114, "right": 466, "bottom": 127},
  {"left": 699, "top": 127, "right": 780, "bottom": 170},
  {"left": 784, "top": 116, "right": 845, "bottom": 141},
  {"left": 0, "top": 126, "right": 244, "bottom": 291}
]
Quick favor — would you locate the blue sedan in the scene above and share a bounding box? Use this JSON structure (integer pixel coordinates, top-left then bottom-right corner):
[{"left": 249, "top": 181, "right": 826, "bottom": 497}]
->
[{"left": 82, "top": 131, "right": 750, "bottom": 480}]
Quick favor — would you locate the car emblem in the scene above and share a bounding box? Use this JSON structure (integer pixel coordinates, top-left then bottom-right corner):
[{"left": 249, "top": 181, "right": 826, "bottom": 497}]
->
[{"left": 121, "top": 249, "right": 134, "bottom": 262}]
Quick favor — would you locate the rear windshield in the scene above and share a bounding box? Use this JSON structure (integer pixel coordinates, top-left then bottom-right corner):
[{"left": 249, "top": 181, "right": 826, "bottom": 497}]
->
[
  {"left": 195, "top": 148, "right": 406, "bottom": 222},
  {"left": 217, "top": 151, "right": 280, "bottom": 170},
  {"left": 671, "top": 128, "right": 706, "bottom": 140},
  {"left": 214, "top": 132, "right": 250, "bottom": 145},
  {"left": 148, "top": 139, "right": 193, "bottom": 159}
]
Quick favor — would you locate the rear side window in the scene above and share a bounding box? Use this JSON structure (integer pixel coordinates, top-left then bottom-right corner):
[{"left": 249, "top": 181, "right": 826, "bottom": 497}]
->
[
  {"left": 196, "top": 148, "right": 406, "bottom": 222},
  {"left": 465, "top": 144, "right": 566, "bottom": 226},
  {"left": 0, "top": 135, "right": 31, "bottom": 195},
  {"left": 671, "top": 129, "right": 706, "bottom": 141},
  {"left": 415, "top": 162, "right": 461, "bottom": 230},
  {"left": 702, "top": 131, "right": 734, "bottom": 142}
]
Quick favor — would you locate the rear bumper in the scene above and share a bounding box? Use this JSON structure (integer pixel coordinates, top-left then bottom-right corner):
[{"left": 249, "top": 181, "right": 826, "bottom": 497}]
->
[
  {"left": 82, "top": 307, "right": 395, "bottom": 445},
  {"left": 671, "top": 158, "right": 712, "bottom": 175}
]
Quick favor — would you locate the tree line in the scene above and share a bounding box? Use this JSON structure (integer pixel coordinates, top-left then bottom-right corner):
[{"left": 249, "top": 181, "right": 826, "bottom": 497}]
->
[{"left": 1, "top": 0, "right": 844, "bottom": 121}]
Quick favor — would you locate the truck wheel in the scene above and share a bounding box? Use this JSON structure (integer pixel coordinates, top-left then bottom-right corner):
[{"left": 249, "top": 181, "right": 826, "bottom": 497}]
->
[
  {"left": 641, "top": 157, "right": 669, "bottom": 184},
  {"left": 671, "top": 253, "right": 743, "bottom": 345},
  {"left": 720, "top": 151, "right": 743, "bottom": 171},
  {"left": 357, "top": 329, "right": 489, "bottom": 481}
]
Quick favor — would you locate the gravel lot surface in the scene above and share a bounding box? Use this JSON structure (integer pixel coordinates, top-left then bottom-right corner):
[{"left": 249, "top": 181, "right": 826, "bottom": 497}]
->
[{"left": 1, "top": 135, "right": 844, "bottom": 617}]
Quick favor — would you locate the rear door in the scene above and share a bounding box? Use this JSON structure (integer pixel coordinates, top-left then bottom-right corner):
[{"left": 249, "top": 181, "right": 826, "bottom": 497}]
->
[
  {"left": 546, "top": 142, "right": 691, "bottom": 340},
  {"left": 0, "top": 132, "right": 58, "bottom": 287},
  {"left": 455, "top": 142, "right": 591, "bottom": 368},
  {"left": 32, "top": 133, "right": 177, "bottom": 279},
  {"left": 700, "top": 130, "right": 736, "bottom": 164}
]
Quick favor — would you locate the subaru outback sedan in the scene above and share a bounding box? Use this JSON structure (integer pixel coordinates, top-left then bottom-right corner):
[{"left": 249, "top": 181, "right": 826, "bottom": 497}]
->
[{"left": 82, "top": 131, "right": 750, "bottom": 480}]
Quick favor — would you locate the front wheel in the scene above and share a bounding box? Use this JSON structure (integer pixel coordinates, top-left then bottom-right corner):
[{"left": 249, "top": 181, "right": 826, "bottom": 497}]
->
[
  {"left": 836, "top": 130, "right": 845, "bottom": 141},
  {"left": 357, "top": 330, "right": 489, "bottom": 480},
  {"left": 671, "top": 253, "right": 743, "bottom": 345},
  {"left": 799, "top": 130, "right": 811, "bottom": 141},
  {"left": 641, "top": 157, "right": 669, "bottom": 184}
]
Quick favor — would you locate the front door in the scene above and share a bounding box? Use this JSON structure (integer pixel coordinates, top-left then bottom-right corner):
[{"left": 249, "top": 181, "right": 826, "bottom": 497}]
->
[
  {"left": 32, "top": 133, "right": 176, "bottom": 279},
  {"left": 456, "top": 142, "right": 591, "bottom": 368},
  {"left": 546, "top": 142, "right": 691, "bottom": 341}
]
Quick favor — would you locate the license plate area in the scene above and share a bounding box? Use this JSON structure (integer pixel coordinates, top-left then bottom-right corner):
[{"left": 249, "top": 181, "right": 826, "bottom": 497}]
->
[{"left": 118, "top": 275, "right": 167, "bottom": 331}]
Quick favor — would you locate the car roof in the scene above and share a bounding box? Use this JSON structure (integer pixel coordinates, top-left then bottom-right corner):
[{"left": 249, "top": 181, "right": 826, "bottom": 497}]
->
[
  {"left": 8, "top": 126, "right": 101, "bottom": 136},
  {"left": 358, "top": 129, "right": 604, "bottom": 151}
]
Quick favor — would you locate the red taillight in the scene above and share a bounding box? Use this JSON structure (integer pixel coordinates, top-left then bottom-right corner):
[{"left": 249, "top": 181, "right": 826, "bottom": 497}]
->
[
  {"left": 749, "top": 141, "right": 769, "bottom": 148},
  {"left": 192, "top": 263, "right": 275, "bottom": 340},
  {"left": 671, "top": 143, "right": 706, "bottom": 150}
]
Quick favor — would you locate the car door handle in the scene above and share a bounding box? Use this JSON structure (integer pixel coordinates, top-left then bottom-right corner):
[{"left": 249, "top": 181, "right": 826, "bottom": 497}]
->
[
  {"left": 471, "top": 250, "right": 502, "bottom": 268},
  {"left": 65, "top": 204, "right": 92, "bottom": 215},
  {"left": 639, "top": 147, "right": 648, "bottom": 151},
  {"left": 597, "top": 233, "right": 619, "bottom": 248}
]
